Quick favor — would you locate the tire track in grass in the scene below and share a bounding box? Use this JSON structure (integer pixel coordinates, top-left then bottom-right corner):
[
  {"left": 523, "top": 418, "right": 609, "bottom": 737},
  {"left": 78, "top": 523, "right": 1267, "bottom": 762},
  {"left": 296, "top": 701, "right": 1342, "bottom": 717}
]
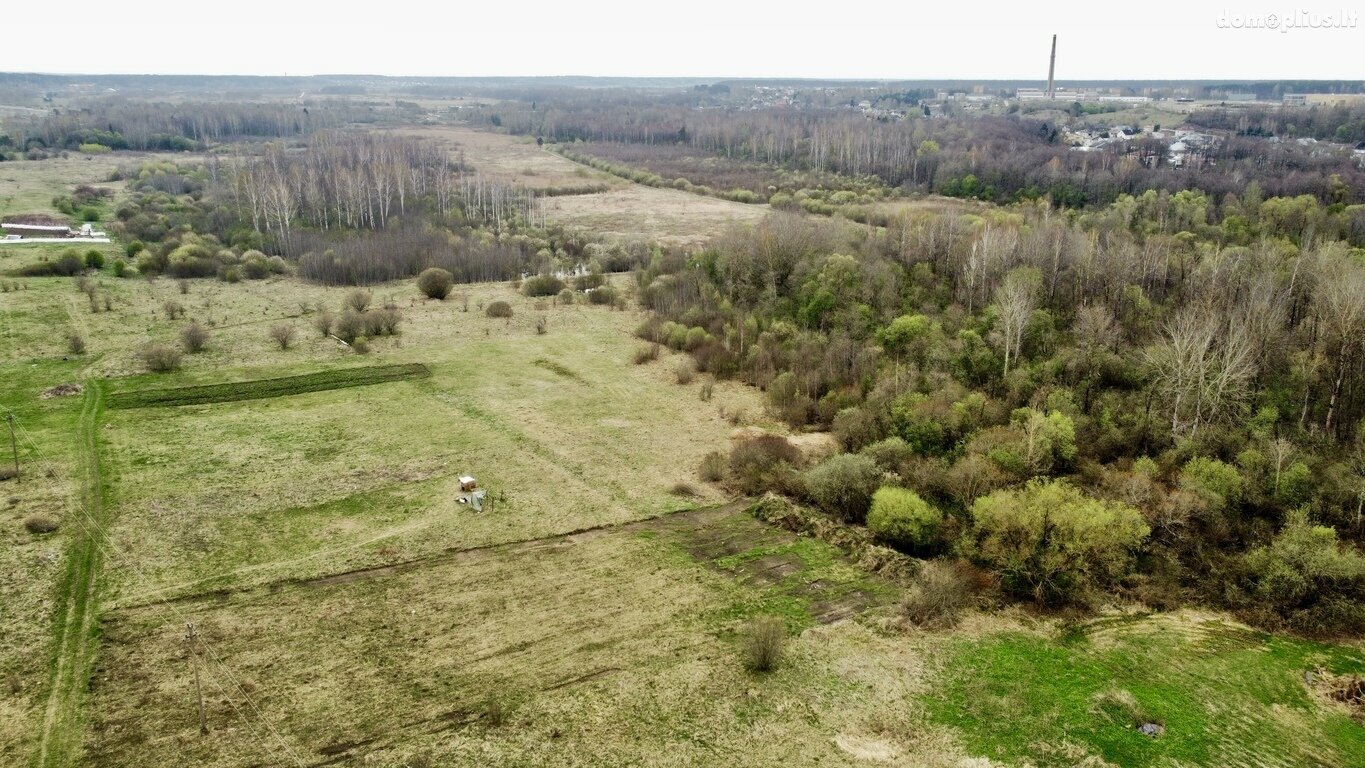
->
[{"left": 34, "top": 381, "right": 105, "bottom": 768}]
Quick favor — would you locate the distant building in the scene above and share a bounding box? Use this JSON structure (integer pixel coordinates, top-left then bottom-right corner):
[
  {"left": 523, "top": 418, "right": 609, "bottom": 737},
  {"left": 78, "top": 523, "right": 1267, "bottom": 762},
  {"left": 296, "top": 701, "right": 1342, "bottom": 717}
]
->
[
  {"left": 1283, "top": 94, "right": 1308, "bottom": 106},
  {"left": 1304, "top": 94, "right": 1365, "bottom": 107},
  {"left": 1, "top": 223, "right": 74, "bottom": 238}
]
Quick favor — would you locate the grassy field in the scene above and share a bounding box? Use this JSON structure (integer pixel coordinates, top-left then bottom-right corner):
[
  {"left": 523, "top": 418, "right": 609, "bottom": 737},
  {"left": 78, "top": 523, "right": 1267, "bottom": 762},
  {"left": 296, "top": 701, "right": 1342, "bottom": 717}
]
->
[
  {"left": 0, "top": 152, "right": 192, "bottom": 222},
  {"left": 2, "top": 130, "right": 1363, "bottom": 768},
  {"left": 400, "top": 126, "right": 769, "bottom": 245}
]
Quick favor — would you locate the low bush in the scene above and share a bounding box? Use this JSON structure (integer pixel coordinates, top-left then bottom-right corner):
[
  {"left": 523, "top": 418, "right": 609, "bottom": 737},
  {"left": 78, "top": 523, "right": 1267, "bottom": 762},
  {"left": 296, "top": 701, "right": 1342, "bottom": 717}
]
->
[
  {"left": 313, "top": 310, "right": 335, "bottom": 338},
  {"left": 522, "top": 275, "right": 565, "bottom": 297},
  {"left": 860, "top": 436, "right": 915, "bottom": 473},
  {"left": 965, "top": 479, "right": 1148, "bottom": 605},
  {"left": 1240, "top": 509, "right": 1365, "bottom": 635},
  {"left": 351, "top": 337, "right": 371, "bottom": 354},
  {"left": 633, "top": 344, "right": 660, "bottom": 364},
  {"left": 535, "top": 315, "right": 548, "bottom": 335},
  {"left": 486, "top": 300, "right": 513, "bottom": 318},
  {"left": 587, "top": 286, "right": 619, "bottom": 305},
  {"left": 269, "top": 323, "right": 297, "bottom": 350},
  {"left": 729, "top": 435, "right": 804, "bottom": 496},
  {"left": 699, "top": 451, "right": 727, "bottom": 482},
  {"left": 900, "top": 560, "right": 973, "bottom": 628},
  {"left": 84, "top": 250, "right": 105, "bottom": 270},
  {"left": 334, "top": 310, "right": 364, "bottom": 343},
  {"left": 345, "top": 289, "right": 373, "bottom": 313},
  {"left": 803, "top": 454, "right": 882, "bottom": 523},
  {"left": 180, "top": 321, "right": 209, "bottom": 353},
  {"left": 675, "top": 361, "right": 695, "bottom": 385},
  {"left": 140, "top": 343, "right": 183, "bottom": 372},
  {"left": 417, "top": 267, "right": 454, "bottom": 299},
  {"left": 556, "top": 288, "right": 575, "bottom": 305},
  {"left": 24, "top": 515, "right": 59, "bottom": 534},
  {"left": 67, "top": 333, "right": 86, "bottom": 355},
  {"left": 742, "top": 616, "right": 785, "bottom": 672},
  {"left": 867, "top": 487, "right": 943, "bottom": 551},
  {"left": 162, "top": 300, "right": 185, "bottom": 320}
]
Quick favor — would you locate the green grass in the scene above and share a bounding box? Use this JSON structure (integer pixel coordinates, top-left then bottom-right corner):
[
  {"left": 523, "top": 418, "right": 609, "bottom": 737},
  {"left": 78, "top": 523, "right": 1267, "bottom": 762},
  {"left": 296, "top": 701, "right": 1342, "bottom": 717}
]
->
[
  {"left": 35, "top": 382, "right": 108, "bottom": 768},
  {"left": 923, "top": 616, "right": 1365, "bottom": 767},
  {"left": 106, "top": 363, "right": 431, "bottom": 408}
]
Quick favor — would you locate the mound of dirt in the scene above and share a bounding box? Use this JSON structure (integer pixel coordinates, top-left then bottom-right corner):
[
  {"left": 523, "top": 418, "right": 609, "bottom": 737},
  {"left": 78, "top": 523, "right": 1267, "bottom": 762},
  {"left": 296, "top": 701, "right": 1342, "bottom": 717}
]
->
[{"left": 40, "top": 383, "right": 83, "bottom": 399}]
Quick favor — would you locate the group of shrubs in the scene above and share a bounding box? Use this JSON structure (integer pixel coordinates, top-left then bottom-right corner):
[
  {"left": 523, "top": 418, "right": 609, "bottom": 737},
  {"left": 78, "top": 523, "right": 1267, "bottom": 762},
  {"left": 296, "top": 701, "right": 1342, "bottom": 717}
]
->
[
  {"left": 700, "top": 431, "right": 1364, "bottom": 634},
  {"left": 313, "top": 290, "right": 403, "bottom": 352}
]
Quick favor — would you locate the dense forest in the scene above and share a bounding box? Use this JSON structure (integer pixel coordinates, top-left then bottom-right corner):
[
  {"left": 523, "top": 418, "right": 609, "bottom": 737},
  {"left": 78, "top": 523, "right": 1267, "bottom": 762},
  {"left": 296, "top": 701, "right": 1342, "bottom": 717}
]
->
[{"left": 630, "top": 201, "right": 1365, "bottom": 634}]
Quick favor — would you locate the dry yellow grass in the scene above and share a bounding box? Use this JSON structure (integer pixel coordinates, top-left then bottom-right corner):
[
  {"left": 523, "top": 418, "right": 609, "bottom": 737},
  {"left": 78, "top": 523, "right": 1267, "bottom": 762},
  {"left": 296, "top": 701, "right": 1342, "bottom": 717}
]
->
[
  {"left": 397, "top": 125, "right": 622, "bottom": 191},
  {"left": 84, "top": 518, "right": 966, "bottom": 768},
  {"left": 540, "top": 185, "right": 769, "bottom": 247},
  {"left": 396, "top": 126, "right": 768, "bottom": 245}
]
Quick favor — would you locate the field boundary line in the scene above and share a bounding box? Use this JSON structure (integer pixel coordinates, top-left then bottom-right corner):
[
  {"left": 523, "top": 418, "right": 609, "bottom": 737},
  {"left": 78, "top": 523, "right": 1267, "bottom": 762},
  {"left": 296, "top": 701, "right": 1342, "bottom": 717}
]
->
[
  {"left": 111, "top": 500, "right": 751, "bottom": 613},
  {"left": 107, "top": 362, "right": 430, "bottom": 409}
]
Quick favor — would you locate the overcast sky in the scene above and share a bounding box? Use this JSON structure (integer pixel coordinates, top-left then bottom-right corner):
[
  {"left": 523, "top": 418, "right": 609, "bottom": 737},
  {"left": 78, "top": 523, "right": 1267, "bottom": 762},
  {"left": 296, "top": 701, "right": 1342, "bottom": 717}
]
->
[{"left": 4, "top": 0, "right": 1362, "bottom": 80}]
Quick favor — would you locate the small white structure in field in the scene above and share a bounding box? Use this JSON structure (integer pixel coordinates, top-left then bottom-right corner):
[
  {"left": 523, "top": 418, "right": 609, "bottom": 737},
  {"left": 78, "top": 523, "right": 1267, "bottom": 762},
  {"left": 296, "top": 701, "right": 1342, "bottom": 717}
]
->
[{"left": 456, "top": 475, "right": 486, "bottom": 511}]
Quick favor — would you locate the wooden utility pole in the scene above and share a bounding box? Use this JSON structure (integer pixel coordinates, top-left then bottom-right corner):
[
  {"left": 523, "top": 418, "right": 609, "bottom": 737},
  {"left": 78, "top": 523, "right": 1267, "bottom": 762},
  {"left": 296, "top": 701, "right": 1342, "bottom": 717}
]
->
[
  {"left": 5, "top": 412, "right": 17, "bottom": 480},
  {"left": 186, "top": 622, "right": 208, "bottom": 735}
]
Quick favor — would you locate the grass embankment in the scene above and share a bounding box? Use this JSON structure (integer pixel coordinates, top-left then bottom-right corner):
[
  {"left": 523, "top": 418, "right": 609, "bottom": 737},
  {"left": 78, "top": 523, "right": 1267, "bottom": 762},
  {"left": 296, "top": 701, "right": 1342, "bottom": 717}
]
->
[
  {"left": 107, "top": 363, "right": 431, "bottom": 409},
  {"left": 34, "top": 382, "right": 107, "bottom": 768}
]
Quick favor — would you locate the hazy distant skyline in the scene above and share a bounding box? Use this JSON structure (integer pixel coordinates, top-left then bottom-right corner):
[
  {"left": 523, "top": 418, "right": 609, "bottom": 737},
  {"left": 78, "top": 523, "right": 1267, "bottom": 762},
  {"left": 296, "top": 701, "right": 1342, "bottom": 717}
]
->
[{"left": 4, "top": 0, "right": 1362, "bottom": 81}]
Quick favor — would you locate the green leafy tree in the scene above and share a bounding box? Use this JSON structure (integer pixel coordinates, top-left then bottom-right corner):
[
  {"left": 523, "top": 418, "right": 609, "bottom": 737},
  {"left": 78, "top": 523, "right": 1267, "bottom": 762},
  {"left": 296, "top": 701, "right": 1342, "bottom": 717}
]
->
[
  {"left": 1242, "top": 510, "right": 1365, "bottom": 634},
  {"left": 804, "top": 454, "right": 882, "bottom": 523},
  {"left": 965, "top": 479, "right": 1149, "bottom": 605},
  {"left": 867, "top": 487, "right": 943, "bottom": 550}
]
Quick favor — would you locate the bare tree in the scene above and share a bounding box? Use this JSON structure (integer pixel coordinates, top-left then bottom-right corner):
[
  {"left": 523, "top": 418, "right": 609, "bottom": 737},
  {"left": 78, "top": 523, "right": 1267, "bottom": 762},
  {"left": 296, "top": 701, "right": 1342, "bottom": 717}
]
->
[
  {"left": 994, "top": 269, "right": 1037, "bottom": 381},
  {"left": 1145, "top": 307, "right": 1256, "bottom": 440}
]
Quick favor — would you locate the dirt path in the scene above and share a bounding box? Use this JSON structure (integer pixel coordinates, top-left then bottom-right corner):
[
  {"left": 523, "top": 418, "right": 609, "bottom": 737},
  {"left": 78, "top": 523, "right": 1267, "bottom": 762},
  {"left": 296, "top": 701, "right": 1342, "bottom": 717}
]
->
[{"left": 34, "top": 381, "right": 106, "bottom": 768}]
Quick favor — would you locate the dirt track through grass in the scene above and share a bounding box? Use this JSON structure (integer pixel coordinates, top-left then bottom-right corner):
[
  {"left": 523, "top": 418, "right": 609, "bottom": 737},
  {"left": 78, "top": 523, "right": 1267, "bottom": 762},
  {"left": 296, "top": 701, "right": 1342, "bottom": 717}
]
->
[{"left": 34, "top": 382, "right": 105, "bottom": 768}]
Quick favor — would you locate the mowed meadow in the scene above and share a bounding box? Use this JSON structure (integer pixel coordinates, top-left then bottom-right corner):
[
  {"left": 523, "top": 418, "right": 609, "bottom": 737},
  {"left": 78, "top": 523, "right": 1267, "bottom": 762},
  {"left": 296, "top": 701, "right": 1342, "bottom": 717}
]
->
[{"left": 1, "top": 122, "right": 1363, "bottom": 768}]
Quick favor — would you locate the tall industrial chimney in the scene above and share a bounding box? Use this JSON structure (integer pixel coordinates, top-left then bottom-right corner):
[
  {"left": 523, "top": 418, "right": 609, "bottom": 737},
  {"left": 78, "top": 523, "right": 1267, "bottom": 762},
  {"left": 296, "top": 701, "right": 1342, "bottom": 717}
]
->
[{"left": 1047, "top": 34, "right": 1057, "bottom": 100}]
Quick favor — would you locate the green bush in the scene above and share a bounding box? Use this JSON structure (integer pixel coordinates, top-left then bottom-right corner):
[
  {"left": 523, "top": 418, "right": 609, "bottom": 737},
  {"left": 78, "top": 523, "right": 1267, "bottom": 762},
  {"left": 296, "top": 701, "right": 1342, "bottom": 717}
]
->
[
  {"left": 485, "top": 300, "right": 513, "bottom": 318},
  {"left": 1180, "top": 456, "right": 1243, "bottom": 512},
  {"left": 587, "top": 286, "right": 618, "bottom": 305},
  {"left": 84, "top": 250, "right": 105, "bottom": 270},
  {"left": 556, "top": 288, "right": 575, "bottom": 305},
  {"left": 417, "top": 267, "right": 455, "bottom": 299},
  {"left": 803, "top": 453, "right": 882, "bottom": 523},
  {"left": 53, "top": 250, "right": 85, "bottom": 276},
  {"left": 522, "top": 275, "right": 565, "bottom": 297},
  {"left": 860, "top": 436, "right": 915, "bottom": 473},
  {"left": 867, "top": 487, "right": 943, "bottom": 550},
  {"left": 965, "top": 479, "right": 1149, "bottom": 605},
  {"left": 1241, "top": 510, "right": 1365, "bottom": 635}
]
